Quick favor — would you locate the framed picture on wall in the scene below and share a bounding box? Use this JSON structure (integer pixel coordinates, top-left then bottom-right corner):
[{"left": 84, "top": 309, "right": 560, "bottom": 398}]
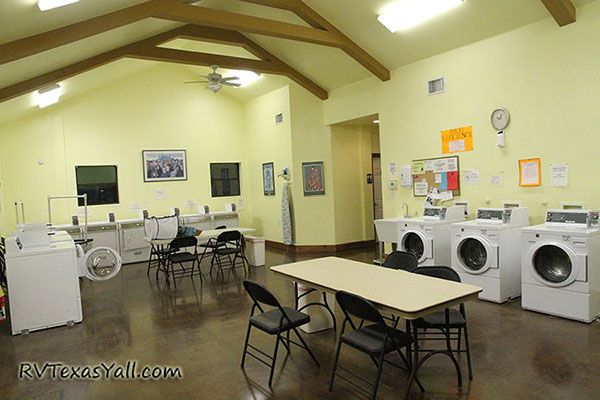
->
[
  {"left": 142, "top": 150, "right": 187, "bottom": 182},
  {"left": 262, "top": 162, "right": 275, "bottom": 196},
  {"left": 302, "top": 161, "right": 325, "bottom": 196}
]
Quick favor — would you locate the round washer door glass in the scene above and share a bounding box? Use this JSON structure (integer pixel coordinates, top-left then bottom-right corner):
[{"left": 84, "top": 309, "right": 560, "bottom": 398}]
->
[
  {"left": 533, "top": 245, "right": 572, "bottom": 284},
  {"left": 403, "top": 232, "right": 424, "bottom": 259},
  {"left": 459, "top": 238, "right": 487, "bottom": 271},
  {"left": 83, "top": 247, "right": 122, "bottom": 281}
]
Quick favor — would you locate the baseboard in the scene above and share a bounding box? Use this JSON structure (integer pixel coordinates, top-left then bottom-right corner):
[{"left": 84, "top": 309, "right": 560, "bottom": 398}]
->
[{"left": 265, "top": 240, "right": 376, "bottom": 254}]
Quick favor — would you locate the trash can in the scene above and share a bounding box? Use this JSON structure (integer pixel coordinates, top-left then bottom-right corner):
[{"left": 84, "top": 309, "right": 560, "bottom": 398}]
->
[
  {"left": 297, "top": 283, "right": 335, "bottom": 333},
  {"left": 244, "top": 236, "right": 265, "bottom": 266}
]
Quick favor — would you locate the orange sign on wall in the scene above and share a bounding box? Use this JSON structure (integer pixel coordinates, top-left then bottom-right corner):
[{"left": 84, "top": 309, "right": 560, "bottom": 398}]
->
[{"left": 441, "top": 126, "right": 474, "bottom": 154}]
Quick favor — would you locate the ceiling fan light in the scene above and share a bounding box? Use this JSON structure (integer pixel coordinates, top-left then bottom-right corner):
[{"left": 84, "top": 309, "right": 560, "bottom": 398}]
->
[
  {"left": 378, "top": 0, "right": 464, "bottom": 32},
  {"left": 232, "top": 70, "right": 261, "bottom": 87},
  {"left": 34, "top": 83, "right": 62, "bottom": 108},
  {"left": 37, "top": 0, "right": 79, "bottom": 11}
]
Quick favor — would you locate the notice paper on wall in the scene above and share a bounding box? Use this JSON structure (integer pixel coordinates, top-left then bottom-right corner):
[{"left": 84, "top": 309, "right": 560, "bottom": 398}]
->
[
  {"left": 400, "top": 165, "right": 413, "bottom": 187},
  {"left": 388, "top": 162, "right": 398, "bottom": 177},
  {"left": 424, "top": 160, "right": 435, "bottom": 171},
  {"left": 414, "top": 181, "right": 429, "bottom": 196},
  {"left": 129, "top": 203, "right": 144, "bottom": 212},
  {"left": 441, "top": 126, "right": 474, "bottom": 154},
  {"left": 550, "top": 162, "right": 569, "bottom": 187},
  {"left": 519, "top": 158, "right": 542, "bottom": 187},
  {"left": 489, "top": 175, "right": 504, "bottom": 186},
  {"left": 463, "top": 169, "right": 480, "bottom": 185},
  {"left": 154, "top": 189, "right": 168, "bottom": 200}
]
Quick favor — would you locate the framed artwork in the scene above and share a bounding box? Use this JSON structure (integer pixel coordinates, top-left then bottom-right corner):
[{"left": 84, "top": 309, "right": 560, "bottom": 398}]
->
[
  {"left": 262, "top": 162, "right": 275, "bottom": 196},
  {"left": 142, "top": 150, "right": 187, "bottom": 182},
  {"left": 302, "top": 161, "right": 325, "bottom": 196}
]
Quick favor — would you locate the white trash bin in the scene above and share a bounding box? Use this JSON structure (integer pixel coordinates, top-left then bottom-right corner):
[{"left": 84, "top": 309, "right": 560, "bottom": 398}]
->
[
  {"left": 297, "top": 283, "right": 335, "bottom": 333},
  {"left": 244, "top": 236, "right": 265, "bottom": 266}
]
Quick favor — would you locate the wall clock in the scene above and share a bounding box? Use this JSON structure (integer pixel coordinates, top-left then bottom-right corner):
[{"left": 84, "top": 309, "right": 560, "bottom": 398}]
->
[{"left": 491, "top": 108, "right": 510, "bottom": 131}]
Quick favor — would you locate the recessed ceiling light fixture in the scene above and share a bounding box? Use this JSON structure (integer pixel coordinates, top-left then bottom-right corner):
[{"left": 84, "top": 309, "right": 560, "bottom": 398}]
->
[
  {"left": 232, "top": 70, "right": 261, "bottom": 87},
  {"left": 378, "top": 0, "right": 464, "bottom": 32},
  {"left": 34, "top": 84, "right": 62, "bottom": 108},
  {"left": 37, "top": 0, "right": 79, "bottom": 12}
]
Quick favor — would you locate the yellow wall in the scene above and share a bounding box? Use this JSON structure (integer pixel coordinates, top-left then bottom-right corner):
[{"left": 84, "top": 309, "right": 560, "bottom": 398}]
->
[
  {"left": 243, "top": 86, "right": 293, "bottom": 242},
  {"left": 0, "top": 64, "right": 250, "bottom": 232},
  {"left": 324, "top": 1, "right": 600, "bottom": 225}
]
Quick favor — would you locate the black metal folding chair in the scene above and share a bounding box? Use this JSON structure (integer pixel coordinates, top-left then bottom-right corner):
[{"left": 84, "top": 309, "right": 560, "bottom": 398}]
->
[
  {"left": 329, "top": 291, "right": 424, "bottom": 400},
  {"left": 241, "top": 280, "right": 319, "bottom": 386},
  {"left": 412, "top": 266, "right": 473, "bottom": 380},
  {"left": 210, "top": 230, "right": 248, "bottom": 277},
  {"left": 163, "top": 236, "right": 202, "bottom": 287},
  {"left": 197, "top": 225, "right": 227, "bottom": 264},
  {"left": 381, "top": 251, "right": 419, "bottom": 272},
  {"left": 0, "top": 237, "right": 6, "bottom": 287}
]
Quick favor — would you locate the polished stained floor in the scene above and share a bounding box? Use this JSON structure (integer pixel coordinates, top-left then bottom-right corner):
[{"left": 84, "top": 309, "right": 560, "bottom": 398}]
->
[{"left": 0, "top": 247, "right": 599, "bottom": 400}]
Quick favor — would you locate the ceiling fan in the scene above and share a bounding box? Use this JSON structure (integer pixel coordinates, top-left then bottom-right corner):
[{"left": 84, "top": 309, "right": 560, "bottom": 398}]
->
[{"left": 184, "top": 65, "right": 241, "bottom": 93}]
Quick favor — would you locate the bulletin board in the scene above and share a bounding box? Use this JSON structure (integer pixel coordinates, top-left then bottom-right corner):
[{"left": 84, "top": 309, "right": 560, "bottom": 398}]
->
[{"left": 411, "top": 155, "right": 460, "bottom": 197}]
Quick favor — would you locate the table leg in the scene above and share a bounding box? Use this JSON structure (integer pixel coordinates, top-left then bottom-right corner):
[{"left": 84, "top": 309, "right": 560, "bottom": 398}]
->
[{"left": 294, "top": 282, "right": 336, "bottom": 332}]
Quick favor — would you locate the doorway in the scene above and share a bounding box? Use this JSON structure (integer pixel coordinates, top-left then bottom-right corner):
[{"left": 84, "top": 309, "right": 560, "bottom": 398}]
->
[{"left": 372, "top": 153, "right": 383, "bottom": 221}]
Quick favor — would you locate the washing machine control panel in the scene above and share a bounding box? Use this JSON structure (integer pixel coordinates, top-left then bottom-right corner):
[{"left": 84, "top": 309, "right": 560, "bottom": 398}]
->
[
  {"left": 477, "top": 209, "right": 505, "bottom": 221},
  {"left": 424, "top": 207, "right": 444, "bottom": 219},
  {"left": 546, "top": 210, "right": 599, "bottom": 228}
]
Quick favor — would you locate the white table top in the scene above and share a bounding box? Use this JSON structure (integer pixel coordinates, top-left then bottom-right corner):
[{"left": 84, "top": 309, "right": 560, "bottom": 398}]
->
[
  {"left": 271, "top": 257, "right": 482, "bottom": 320},
  {"left": 149, "top": 227, "right": 256, "bottom": 246}
]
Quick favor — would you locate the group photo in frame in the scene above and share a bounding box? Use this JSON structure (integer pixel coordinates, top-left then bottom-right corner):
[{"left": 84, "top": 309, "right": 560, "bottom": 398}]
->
[{"left": 142, "top": 150, "right": 187, "bottom": 182}]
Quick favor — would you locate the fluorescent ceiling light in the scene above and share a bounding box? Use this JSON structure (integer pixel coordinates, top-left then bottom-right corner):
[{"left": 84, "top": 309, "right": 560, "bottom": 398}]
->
[
  {"left": 34, "top": 84, "right": 62, "bottom": 108},
  {"left": 37, "top": 0, "right": 79, "bottom": 11},
  {"left": 378, "top": 0, "right": 464, "bottom": 32},
  {"left": 232, "top": 70, "right": 261, "bottom": 87}
]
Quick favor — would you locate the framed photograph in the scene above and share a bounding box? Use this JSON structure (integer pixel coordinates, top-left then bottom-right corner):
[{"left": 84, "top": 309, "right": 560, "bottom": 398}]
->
[
  {"left": 262, "top": 162, "right": 275, "bottom": 196},
  {"left": 142, "top": 150, "right": 187, "bottom": 182},
  {"left": 302, "top": 161, "right": 325, "bottom": 196}
]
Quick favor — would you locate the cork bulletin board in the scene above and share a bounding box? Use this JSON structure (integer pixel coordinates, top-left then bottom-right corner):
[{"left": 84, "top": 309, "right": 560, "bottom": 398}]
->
[{"left": 411, "top": 155, "right": 460, "bottom": 197}]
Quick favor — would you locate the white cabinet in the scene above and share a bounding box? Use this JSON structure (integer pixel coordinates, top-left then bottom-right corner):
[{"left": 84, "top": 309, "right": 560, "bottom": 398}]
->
[
  {"left": 212, "top": 212, "right": 240, "bottom": 229},
  {"left": 118, "top": 222, "right": 151, "bottom": 265},
  {"left": 86, "top": 224, "right": 119, "bottom": 254}
]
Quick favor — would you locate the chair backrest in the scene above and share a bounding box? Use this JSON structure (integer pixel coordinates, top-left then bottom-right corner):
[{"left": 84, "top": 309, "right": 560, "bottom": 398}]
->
[
  {"left": 335, "top": 291, "right": 386, "bottom": 326},
  {"left": 382, "top": 251, "right": 419, "bottom": 272},
  {"left": 413, "top": 266, "right": 461, "bottom": 283},
  {"left": 216, "top": 230, "right": 242, "bottom": 243},
  {"left": 215, "top": 225, "right": 227, "bottom": 230},
  {"left": 169, "top": 236, "right": 197, "bottom": 251},
  {"left": 243, "top": 280, "right": 281, "bottom": 308}
]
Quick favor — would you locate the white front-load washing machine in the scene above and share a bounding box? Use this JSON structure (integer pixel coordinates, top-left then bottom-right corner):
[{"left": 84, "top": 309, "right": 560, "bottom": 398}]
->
[
  {"left": 451, "top": 207, "right": 529, "bottom": 303},
  {"left": 397, "top": 206, "right": 466, "bottom": 266},
  {"left": 521, "top": 209, "right": 600, "bottom": 323}
]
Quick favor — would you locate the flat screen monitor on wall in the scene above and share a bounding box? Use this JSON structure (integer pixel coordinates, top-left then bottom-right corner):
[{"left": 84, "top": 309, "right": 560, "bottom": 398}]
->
[
  {"left": 210, "top": 163, "right": 241, "bottom": 197},
  {"left": 76, "top": 165, "right": 120, "bottom": 206}
]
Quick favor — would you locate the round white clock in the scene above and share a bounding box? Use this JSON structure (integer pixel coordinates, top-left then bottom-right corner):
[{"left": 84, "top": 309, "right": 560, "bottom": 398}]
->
[{"left": 491, "top": 108, "right": 510, "bottom": 131}]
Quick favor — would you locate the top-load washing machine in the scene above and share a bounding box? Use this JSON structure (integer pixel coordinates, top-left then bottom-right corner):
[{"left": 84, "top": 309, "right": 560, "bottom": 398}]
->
[
  {"left": 451, "top": 207, "right": 529, "bottom": 303},
  {"left": 521, "top": 209, "right": 600, "bottom": 323},
  {"left": 397, "top": 206, "right": 466, "bottom": 266}
]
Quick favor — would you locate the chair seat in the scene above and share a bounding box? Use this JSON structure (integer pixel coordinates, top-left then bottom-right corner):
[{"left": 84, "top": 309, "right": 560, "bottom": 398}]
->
[
  {"left": 170, "top": 252, "right": 197, "bottom": 264},
  {"left": 342, "top": 324, "right": 413, "bottom": 355},
  {"left": 413, "top": 309, "right": 466, "bottom": 328},
  {"left": 250, "top": 307, "right": 310, "bottom": 334},
  {"left": 215, "top": 247, "right": 240, "bottom": 256}
]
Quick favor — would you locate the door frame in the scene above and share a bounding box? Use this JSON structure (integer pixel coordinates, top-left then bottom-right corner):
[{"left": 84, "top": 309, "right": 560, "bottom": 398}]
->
[{"left": 371, "top": 153, "right": 382, "bottom": 220}]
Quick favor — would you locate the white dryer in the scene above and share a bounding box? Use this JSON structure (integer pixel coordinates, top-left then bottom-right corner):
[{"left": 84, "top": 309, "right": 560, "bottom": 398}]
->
[
  {"left": 521, "top": 209, "right": 600, "bottom": 323},
  {"left": 397, "top": 206, "right": 466, "bottom": 266},
  {"left": 451, "top": 207, "right": 529, "bottom": 303}
]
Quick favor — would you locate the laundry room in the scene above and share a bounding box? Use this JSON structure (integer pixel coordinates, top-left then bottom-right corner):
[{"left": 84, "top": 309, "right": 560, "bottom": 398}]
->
[{"left": 1, "top": 1, "right": 600, "bottom": 400}]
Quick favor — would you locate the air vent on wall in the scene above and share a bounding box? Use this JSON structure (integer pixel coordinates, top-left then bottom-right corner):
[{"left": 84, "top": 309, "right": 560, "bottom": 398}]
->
[
  {"left": 275, "top": 113, "right": 284, "bottom": 125},
  {"left": 428, "top": 77, "right": 445, "bottom": 95}
]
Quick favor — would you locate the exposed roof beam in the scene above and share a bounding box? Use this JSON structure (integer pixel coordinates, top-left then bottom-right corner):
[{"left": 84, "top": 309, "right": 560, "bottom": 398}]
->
[
  {"left": 0, "top": 1, "right": 154, "bottom": 65},
  {"left": 177, "top": 25, "right": 328, "bottom": 99},
  {"left": 540, "top": 0, "right": 576, "bottom": 26},
  {"left": 236, "top": 0, "right": 390, "bottom": 80}
]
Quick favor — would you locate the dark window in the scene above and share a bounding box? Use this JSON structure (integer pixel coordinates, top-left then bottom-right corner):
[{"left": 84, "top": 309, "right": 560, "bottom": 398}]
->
[
  {"left": 210, "top": 163, "right": 241, "bottom": 197},
  {"left": 76, "top": 165, "right": 119, "bottom": 206}
]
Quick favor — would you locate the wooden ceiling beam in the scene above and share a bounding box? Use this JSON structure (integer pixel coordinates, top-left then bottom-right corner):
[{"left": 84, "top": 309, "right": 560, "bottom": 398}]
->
[
  {"left": 0, "top": 1, "right": 154, "bottom": 66},
  {"left": 540, "top": 0, "right": 576, "bottom": 26},
  {"left": 177, "top": 25, "right": 328, "bottom": 99},
  {"left": 235, "top": 0, "right": 390, "bottom": 81}
]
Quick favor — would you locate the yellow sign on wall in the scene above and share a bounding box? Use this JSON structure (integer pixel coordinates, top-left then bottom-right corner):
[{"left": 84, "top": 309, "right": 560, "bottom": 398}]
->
[{"left": 441, "top": 126, "right": 473, "bottom": 154}]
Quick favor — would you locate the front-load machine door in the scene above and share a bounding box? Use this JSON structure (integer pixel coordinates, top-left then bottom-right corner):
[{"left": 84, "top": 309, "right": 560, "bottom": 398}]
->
[
  {"left": 400, "top": 230, "right": 432, "bottom": 263},
  {"left": 80, "top": 247, "right": 122, "bottom": 282},
  {"left": 456, "top": 235, "right": 498, "bottom": 275},
  {"left": 526, "top": 242, "right": 586, "bottom": 288}
]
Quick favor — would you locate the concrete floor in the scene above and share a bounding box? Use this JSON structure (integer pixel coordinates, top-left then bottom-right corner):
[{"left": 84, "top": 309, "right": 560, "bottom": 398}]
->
[{"left": 0, "top": 247, "right": 599, "bottom": 400}]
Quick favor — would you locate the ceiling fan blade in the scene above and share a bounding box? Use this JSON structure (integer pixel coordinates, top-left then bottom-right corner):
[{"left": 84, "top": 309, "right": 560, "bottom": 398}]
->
[
  {"left": 221, "top": 77, "right": 240, "bottom": 82},
  {"left": 222, "top": 82, "right": 242, "bottom": 87},
  {"left": 183, "top": 80, "right": 209, "bottom": 84}
]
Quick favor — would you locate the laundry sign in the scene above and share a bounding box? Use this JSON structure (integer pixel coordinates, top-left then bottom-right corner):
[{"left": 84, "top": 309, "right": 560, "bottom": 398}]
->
[{"left": 441, "top": 125, "right": 474, "bottom": 154}]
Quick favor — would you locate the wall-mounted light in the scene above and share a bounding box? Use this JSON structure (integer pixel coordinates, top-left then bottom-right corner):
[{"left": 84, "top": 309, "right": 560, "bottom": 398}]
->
[
  {"left": 38, "top": 0, "right": 79, "bottom": 11},
  {"left": 34, "top": 84, "right": 62, "bottom": 108},
  {"left": 378, "top": 0, "right": 464, "bottom": 33},
  {"left": 373, "top": 119, "right": 381, "bottom": 124}
]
